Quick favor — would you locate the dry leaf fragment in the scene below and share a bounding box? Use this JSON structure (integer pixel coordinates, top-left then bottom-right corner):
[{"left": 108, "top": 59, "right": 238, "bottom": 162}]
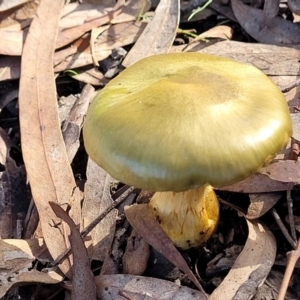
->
[
  {"left": 122, "top": 0, "right": 180, "bottom": 67},
  {"left": 124, "top": 204, "right": 205, "bottom": 294},
  {"left": 95, "top": 274, "right": 207, "bottom": 300},
  {"left": 0, "top": 30, "right": 26, "bottom": 55},
  {"left": 247, "top": 192, "right": 282, "bottom": 219},
  {"left": 111, "top": 0, "right": 151, "bottom": 24},
  {"left": 260, "top": 160, "right": 300, "bottom": 183},
  {"left": 122, "top": 229, "right": 150, "bottom": 275},
  {"left": 82, "top": 159, "right": 118, "bottom": 261},
  {"left": 231, "top": 0, "right": 300, "bottom": 44},
  {"left": 220, "top": 173, "right": 293, "bottom": 193},
  {"left": 209, "top": 219, "right": 276, "bottom": 300},
  {"left": 50, "top": 202, "right": 97, "bottom": 300},
  {"left": 0, "top": 238, "right": 59, "bottom": 298},
  {"left": 18, "top": 0, "right": 81, "bottom": 276},
  {"left": 261, "top": 0, "right": 280, "bottom": 29},
  {"left": 62, "top": 84, "right": 95, "bottom": 163},
  {"left": 55, "top": 5, "right": 122, "bottom": 49}
]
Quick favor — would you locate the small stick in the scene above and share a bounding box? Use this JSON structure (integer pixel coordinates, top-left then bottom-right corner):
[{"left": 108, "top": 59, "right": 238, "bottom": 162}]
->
[
  {"left": 271, "top": 208, "right": 297, "bottom": 249},
  {"left": 48, "top": 186, "right": 134, "bottom": 268},
  {"left": 277, "top": 237, "right": 300, "bottom": 300},
  {"left": 286, "top": 190, "right": 297, "bottom": 242},
  {"left": 280, "top": 78, "right": 300, "bottom": 93}
]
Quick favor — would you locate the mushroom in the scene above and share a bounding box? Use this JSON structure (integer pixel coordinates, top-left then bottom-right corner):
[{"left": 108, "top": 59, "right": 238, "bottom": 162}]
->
[{"left": 83, "top": 52, "right": 292, "bottom": 249}]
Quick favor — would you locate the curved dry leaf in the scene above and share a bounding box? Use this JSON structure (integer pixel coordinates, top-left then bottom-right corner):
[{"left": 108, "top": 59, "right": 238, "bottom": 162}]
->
[
  {"left": 124, "top": 204, "right": 205, "bottom": 294},
  {"left": 247, "top": 192, "right": 282, "bottom": 219},
  {"left": 122, "top": 0, "right": 180, "bottom": 67},
  {"left": 95, "top": 274, "right": 207, "bottom": 300},
  {"left": 19, "top": 0, "right": 81, "bottom": 276},
  {"left": 50, "top": 202, "right": 97, "bottom": 300},
  {"left": 209, "top": 220, "right": 276, "bottom": 300},
  {"left": 261, "top": 0, "right": 280, "bottom": 29},
  {"left": 231, "top": 0, "right": 300, "bottom": 44}
]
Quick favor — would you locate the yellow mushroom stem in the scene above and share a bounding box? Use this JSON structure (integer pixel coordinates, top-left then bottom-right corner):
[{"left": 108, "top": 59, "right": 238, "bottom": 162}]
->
[{"left": 148, "top": 185, "right": 219, "bottom": 249}]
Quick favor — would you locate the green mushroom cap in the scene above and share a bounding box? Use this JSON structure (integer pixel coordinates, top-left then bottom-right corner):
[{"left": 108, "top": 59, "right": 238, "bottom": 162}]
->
[{"left": 83, "top": 52, "right": 292, "bottom": 192}]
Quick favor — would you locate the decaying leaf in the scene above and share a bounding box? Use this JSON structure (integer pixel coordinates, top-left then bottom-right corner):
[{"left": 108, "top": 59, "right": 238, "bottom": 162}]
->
[
  {"left": 260, "top": 160, "right": 300, "bottom": 183},
  {"left": 60, "top": 3, "right": 112, "bottom": 29},
  {"left": 50, "top": 202, "right": 97, "bottom": 300},
  {"left": 0, "top": 238, "right": 60, "bottom": 298},
  {"left": 209, "top": 219, "right": 276, "bottom": 300},
  {"left": 122, "top": 0, "right": 180, "bottom": 67},
  {"left": 122, "top": 229, "right": 150, "bottom": 275},
  {"left": 231, "top": 0, "right": 300, "bottom": 44},
  {"left": 124, "top": 204, "right": 205, "bottom": 293},
  {"left": 54, "top": 21, "right": 146, "bottom": 72},
  {"left": 247, "top": 192, "right": 282, "bottom": 219},
  {"left": 220, "top": 173, "right": 293, "bottom": 193},
  {"left": 62, "top": 84, "right": 95, "bottom": 163},
  {"left": 55, "top": 4, "right": 122, "bottom": 49},
  {"left": 18, "top": 0, "right": 81, "bottom": 276},
  {"left": 82, "top": 160, "right": 118, "bottom": 261},
  {"left": 95, "top": 274, "right": 207, "bottom": 300}
]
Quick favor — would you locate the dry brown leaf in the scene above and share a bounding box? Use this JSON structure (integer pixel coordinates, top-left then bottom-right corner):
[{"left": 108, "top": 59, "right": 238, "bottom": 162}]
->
[
  {"left": 124, "top": 204, "right": 205, "bottom": 293},
  {"left": 122, "top": 229, "right": 150, "bottom": 275},
  {"left": 0, "top": 0, "right": 31, "bottom": 12},
  {"left": 122, "top": 0, "right": 180, "bottom": 67},
  {"left": 50, "top": 202, "right": 97, "bottom": 300},
  {"left": 111, "top": 0, "right": 151, "bottom": 24},
  {"left": 55, "top": 4, "right": 122, "bottom": 49},
  {"left": 260, "top": 160, "right": 300, "bottom": 183},
  {"left": 0, "top": 30, "right": 26, "bottom": 55},
  {"left": 184, "top": 25, "right": 233, "bottom": 51},
  {"left": 60, "top": 3, "right": 112, "bottom": 29},
  {"left": 220, "top": 173, "right": 293, "bottom": 193},
  {"left": 62, "top": 84, "right": 95, "bottom": 163},
  {"left": 209, "top": 219, "right": 276, "bottom": 300},
  {"left": 90, "top": 25, "right": 110, "bottom": 66},
  {"left": 247, "top": 192, "right": 282, "bottom": 219},
  {"left": 95, "top": 274, "right": 207, "bottom": 300},
  {"left": 82, "top": 160, "right": 118, "bottom": 261},
  {"left": 54, "top": 22, "right": 146, "bottom": 72},
  {"left": 0, "top": 0, "right": 37, "bottom": 31},
  {"left": 71, "top": 67, "right": 109, "bottom": 86},
  {"left": 196, "top": 40, "right": 300, "bottom": 77},
  {"left": 18, "top": 0, "right": 81, "bottom": 276},
  {"left": 231, "top": 0, "right": 300, "bottom": 44},
  {"left": 0, "top": 238, "right": 59, "bottom": 298}
]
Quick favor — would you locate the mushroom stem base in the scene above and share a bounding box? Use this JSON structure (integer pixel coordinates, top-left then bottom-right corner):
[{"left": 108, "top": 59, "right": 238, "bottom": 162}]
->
[{"left": 148, "top": 185, "right": 219, "bottom": 249}]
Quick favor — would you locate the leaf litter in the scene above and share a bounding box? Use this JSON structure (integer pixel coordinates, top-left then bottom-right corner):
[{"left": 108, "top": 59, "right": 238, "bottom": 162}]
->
[{"left": 1, "top": 0, "right": 300, "bottom": 299}]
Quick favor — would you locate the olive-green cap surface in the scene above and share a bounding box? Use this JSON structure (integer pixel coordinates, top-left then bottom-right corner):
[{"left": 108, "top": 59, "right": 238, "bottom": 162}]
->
[{"left": 83, "top": 53, "right": 292, "bottom": 192}]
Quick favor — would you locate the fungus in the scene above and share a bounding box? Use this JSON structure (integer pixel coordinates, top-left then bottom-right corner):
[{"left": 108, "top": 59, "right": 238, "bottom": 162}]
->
[{"left": 83, "top": 53, "right": 292, "bottom": 249}]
